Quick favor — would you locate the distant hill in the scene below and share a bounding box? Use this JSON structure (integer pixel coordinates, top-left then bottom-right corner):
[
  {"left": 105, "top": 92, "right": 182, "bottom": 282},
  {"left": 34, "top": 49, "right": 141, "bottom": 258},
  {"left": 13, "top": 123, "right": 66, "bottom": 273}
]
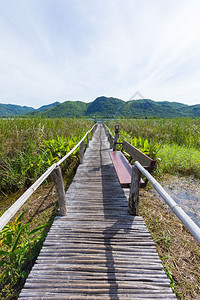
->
[
  {"left": 85, "top": 97, "right": 124, "bottom": 118},
  {"left": 179, "top": 104, "right": 200, "bottom": 117},
  {"left": 0, "top": 103, "right": 34, "bottom": 117},
  {"left": 119, "top": 99, "right": 186, "bottom": 118},
  {"left": 30, "top": 101, "right": 88, "bottom": 118},
  {"left": 1, "top": 97, "right": 200, "bottom": 118},
  {"left": 37, "top": 101, "right": 60, "bottom": 112}
]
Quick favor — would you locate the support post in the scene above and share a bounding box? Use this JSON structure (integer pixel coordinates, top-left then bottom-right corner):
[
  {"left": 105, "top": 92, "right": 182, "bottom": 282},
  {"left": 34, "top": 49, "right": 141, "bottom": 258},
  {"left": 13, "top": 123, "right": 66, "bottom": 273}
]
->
[
  {"left": 107, "top": 133, "right": 110, "bottom": 145},
  {"left": 86, "top": 133, "right": 89, "bottom": 147},
  {"left": 50, "top": 166, "right": 66, "bottom": 216},
  {"left": 79, "top": 140, "right": 85, "bottom": 164},
  {"left": 129, "top": 166, "right": 141, "bottom": 215},
  {"left": 113, "top": 122, "right": 119, "bottom": 151},
  {"left": 91, "top": 128, "right": 94, "bottom": 139},
  {"left": 109, "top": 134, "right": 114, "bottom": 149}
]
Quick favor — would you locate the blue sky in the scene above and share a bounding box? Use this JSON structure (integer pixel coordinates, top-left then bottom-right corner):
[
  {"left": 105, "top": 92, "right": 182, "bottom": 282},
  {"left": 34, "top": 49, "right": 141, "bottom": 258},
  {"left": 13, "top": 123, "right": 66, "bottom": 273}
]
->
[{"left": 0, "top": 0, "right": 200, "bottom": 108}]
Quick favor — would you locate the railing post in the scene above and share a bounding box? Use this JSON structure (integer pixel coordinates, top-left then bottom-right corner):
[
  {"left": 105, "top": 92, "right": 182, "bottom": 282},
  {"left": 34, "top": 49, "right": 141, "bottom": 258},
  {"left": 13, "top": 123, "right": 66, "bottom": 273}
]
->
[
  {"left": 79, "top": 140, "right": 85, "bottom": 164},
  {"left": 91, "top": 128, "right": 94, "bottom": 139},
  {"left": 50, "top": 166, "right": 66, "bottom": 216},
  {"left": 113, "top": 122, "right": 119, "bottom": 151},
  {"left": 86, "top": 133, "right": 89, "bottom": 147},
  {"left": 108, "top": 134, "right": 113, "bottom": 149},
  {"left": 129, "top": 166, "right": 141, "bottom": 215},
  {"left": 107, "top": 133, "right": 110, "bottom": 144}
]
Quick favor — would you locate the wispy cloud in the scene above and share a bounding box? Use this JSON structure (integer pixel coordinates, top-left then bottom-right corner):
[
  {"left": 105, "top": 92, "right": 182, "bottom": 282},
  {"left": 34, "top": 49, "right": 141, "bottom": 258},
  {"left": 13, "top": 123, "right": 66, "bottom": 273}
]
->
[{"left": 0, "top": 0, "right": 200, "bottom": 107}]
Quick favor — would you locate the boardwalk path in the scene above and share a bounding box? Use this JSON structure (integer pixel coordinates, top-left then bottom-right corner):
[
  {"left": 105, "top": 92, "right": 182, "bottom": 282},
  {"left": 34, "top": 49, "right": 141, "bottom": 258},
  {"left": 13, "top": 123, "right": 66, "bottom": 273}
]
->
[{"left": 19, "top": 124, "right": 176, "bottom": 299}]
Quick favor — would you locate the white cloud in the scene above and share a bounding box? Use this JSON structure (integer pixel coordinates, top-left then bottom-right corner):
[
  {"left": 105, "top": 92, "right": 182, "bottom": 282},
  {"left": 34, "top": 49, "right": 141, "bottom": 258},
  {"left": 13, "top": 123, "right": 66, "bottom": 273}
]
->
[{"left": 0, "top": 0, "right": 200, "bottom": 107}]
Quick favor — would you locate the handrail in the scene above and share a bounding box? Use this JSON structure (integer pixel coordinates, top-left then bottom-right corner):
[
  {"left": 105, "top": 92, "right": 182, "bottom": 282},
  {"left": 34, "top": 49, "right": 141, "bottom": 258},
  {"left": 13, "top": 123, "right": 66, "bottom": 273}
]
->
[
  {"left": 103, "top": 122, "right": 114, "bottom": 139},
  {"left": 103, "top": 123, "right": 200, "bottom": 244},
  {"left": 102, "top": 122, "right": 114, "bottom": 149},
  {"left": 0, "top": 123, "right": 97, "bottom": 232},
  {"left": 134, "top": 161, "right": 200, "bottom": 244}
]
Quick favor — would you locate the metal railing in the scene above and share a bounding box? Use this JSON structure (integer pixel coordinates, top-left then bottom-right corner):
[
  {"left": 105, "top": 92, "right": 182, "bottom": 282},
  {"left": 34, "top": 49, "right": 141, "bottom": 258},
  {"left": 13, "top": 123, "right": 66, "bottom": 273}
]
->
[
  {"left": 104, "top": 122, "right": 200, "bottom": 244},
  {"left": 134, "top": 161, "right": 200, "bottom": 244}
]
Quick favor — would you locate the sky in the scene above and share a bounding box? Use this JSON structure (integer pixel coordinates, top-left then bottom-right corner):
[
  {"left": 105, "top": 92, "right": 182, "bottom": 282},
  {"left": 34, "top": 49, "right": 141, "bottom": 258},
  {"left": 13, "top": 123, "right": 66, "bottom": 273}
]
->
[{"left": 0, "top": 0, "right": 200, "bottom": 108}]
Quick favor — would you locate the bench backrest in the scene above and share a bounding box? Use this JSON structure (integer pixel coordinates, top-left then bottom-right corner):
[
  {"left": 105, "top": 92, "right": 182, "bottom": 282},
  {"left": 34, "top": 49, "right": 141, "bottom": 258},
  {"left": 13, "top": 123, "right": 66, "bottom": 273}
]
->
[{"left": 122, "top": 140, "right": 155, "bottom": 167}]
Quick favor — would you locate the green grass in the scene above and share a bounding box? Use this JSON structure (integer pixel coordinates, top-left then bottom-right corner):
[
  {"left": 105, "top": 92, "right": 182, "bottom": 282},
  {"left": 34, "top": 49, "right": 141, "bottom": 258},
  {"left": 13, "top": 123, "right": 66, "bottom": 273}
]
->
[
  {"left": 109, "top": 118, "right": 200, "bottom": 148},
  {"left": 157, "top": 144, "right": 200, "bottom": 178},
  {"left": 0, "top": 117, "right": 93, "bottom": 195},
  {"left": 107, "top": 118, "right": 200, "bottom": 178}
]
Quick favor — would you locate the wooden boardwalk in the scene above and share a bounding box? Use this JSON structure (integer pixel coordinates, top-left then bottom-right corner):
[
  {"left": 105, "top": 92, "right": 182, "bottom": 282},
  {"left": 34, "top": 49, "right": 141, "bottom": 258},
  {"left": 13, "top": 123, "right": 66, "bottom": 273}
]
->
[{"left": 19, "top": 124, "right": 176, "bottom": 299}]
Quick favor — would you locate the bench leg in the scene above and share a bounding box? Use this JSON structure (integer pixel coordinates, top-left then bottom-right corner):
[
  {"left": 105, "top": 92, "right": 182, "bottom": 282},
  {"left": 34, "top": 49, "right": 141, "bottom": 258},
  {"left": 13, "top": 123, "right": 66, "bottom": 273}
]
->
[{"left": 129, "top": 166, "right": 141, "bottom": 215}]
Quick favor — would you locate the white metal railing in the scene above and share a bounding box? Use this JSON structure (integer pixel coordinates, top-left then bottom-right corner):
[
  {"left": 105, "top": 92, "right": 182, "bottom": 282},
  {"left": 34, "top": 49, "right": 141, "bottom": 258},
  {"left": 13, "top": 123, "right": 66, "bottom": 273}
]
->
[
  {"left": 104, "top": 123, "right": 200, "bottom": 244},
  {"left": 133, "top": 161, "right": 200, "bottom": 244},
  {"left": 0, "top": 123, "right": 97, "bottom": 232}
]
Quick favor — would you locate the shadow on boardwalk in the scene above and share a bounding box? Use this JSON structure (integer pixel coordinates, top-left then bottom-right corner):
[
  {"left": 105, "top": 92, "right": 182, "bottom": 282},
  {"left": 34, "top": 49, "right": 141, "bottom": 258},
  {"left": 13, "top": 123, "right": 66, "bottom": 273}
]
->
[{"left": 100, "top": 126, "right": 135, "bottom": 299}]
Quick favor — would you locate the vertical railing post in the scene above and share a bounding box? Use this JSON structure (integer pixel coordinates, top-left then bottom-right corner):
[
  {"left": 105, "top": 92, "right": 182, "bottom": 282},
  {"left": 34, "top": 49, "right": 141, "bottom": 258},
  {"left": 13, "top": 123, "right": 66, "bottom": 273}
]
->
[
  {"left": 129, "top": 166, "right": 141, "bottom": 215},
  {"left": 50, "top": 166, "right": 66, "bottom": 216},
  {"left": 79, "top": 141, "right": 85, "bottom": 164},
  {"left": 86, "top": 133, "right": 89, "bottom": 147},
  {"left": 109, "top": 134, "right": 113, "bottom": 149},
  {"left": 91, "top": 128, "right": 94, "bottom": 139},
  {"left": 113, "top": 122, "right": 119, "bottom": 151},
  {"left": 107, "top": 133, "right": 110, "bottom": 145}
]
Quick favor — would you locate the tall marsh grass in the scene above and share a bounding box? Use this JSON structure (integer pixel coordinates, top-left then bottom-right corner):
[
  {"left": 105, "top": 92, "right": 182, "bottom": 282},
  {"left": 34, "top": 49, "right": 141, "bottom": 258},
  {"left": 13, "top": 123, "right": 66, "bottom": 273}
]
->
[
  {"left": 0, "top": 118, "right": 93, "bottom": 195},
  {"left": 107, "top": 118, "right": 200, "bottom": 178}
]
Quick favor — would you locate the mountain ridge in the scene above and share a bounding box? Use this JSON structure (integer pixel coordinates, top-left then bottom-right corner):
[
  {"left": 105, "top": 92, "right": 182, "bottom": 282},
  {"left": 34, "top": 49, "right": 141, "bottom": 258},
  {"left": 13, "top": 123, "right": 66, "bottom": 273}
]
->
[{"left": 0, "top": 97, "right": 199, "bottom": 118}]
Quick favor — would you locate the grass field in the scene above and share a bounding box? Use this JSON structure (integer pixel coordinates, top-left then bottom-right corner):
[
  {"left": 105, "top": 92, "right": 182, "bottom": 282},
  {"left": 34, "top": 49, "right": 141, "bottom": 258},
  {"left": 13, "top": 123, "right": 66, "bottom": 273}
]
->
[
  {"left": 0, "top": 117, "right": 93, "bottom": 196},
  {"left": 107, "top": 118, "right": 200, "bottom": 178},
  {"left": 0, "top": 117, "right": 200, "bottom": 299}
]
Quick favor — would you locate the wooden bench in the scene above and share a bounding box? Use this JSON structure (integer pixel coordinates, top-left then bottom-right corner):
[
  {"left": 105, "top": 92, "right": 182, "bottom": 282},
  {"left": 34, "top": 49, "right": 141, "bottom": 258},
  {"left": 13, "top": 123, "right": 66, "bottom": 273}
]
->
[{"left": 110, "top": 140, "right": 156, "bottom": 188}]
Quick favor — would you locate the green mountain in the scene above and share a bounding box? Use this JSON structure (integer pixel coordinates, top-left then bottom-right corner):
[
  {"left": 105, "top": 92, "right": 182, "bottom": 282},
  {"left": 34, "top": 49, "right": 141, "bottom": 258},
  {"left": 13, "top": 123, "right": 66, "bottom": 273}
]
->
[
  {"left": 157, "top": 101, "right": 188, "bottom": 109},
  {"left": 119, "top": 99, "right": 186, "bottom": 118},
  {"left": 32, "top": 97, "right": 190, "bottom": 118},
  {"left": 1, "top": 97, "right": 199, "bottom": 118},
  {"left": 0, "top": 103, "right": 34, "bottom": 117},
  {"left": 37, "top": 101, "right": 60, "bottom": 112},
  {"left": 30, "top": 101, "right": 88, "bottom": 118},
  {"left": 28, "top": 102, "right": 61, "bottom": 116},
  {"left": 179, "top": 104, "right": 200, "bottom": 117},
  {"left": 85, "top": 96, "right": 124, "bottom": 118}
]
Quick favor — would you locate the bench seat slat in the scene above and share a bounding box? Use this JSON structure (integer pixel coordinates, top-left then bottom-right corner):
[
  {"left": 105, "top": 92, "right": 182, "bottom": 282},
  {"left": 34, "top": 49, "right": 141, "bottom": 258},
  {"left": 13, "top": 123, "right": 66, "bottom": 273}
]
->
[{"left": 109, "top": 151, "right": 132, "bottom": 188}]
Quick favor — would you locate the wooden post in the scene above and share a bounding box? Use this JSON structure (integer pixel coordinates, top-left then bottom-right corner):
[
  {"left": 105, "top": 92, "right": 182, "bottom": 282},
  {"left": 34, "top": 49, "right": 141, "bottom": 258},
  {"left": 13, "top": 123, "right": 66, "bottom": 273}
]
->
[
  {"left": 86, "top": 133, "right": 89, "bottom": 147},
  {"left": 50, "top": 166, "right": 66, "bottom": 216},
  {"left": 107, "top": 133, "right": 110, "bottom": 145},
  {"left": 129, "top": 166, "right": 141, "bottom": 215},
  {"left": 109, "top": 134, "right": 114, "bottom": 149},
  {"left": 113, "top": 122, "right": 119, "bottom": 151},
  {"left": 79, "top": 140, "right": 85, "bottom": 164},
  {"left": 91, "top": 128, "right": 94, "bottom": 139}
]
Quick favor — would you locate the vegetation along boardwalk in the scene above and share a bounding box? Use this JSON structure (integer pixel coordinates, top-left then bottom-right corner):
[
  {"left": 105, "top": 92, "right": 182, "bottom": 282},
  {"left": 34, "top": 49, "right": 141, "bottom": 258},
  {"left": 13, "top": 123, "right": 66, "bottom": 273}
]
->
[{"left": 19, "top": 124, "right": 176, "bottom": 299}]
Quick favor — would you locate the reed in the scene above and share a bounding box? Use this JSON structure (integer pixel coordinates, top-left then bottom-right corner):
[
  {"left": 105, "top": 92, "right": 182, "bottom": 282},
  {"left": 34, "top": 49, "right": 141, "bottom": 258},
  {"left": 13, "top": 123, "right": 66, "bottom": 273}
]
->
[
  {"left": 107, "top": 118, "right": 200, "bottom": 178},
  {"left": 0, "top": 118, "right": 92, "bottom": 195}
]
